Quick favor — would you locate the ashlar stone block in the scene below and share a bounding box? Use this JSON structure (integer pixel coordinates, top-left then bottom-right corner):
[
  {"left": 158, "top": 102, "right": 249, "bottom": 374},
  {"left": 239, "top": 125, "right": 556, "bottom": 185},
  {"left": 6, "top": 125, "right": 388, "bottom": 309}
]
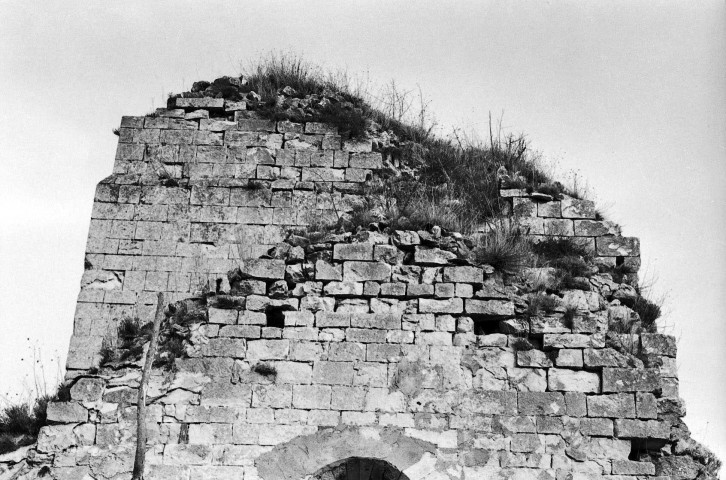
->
[
  {"left": 46, "top": 402, "right": 89, "bottom": 423},
  {"left": 292, "top": 385, "right": 332, "bottom": 409},
  {"left": 614, "top": 419, "right": 670, "bottom": 439},
  {"left": 342, "top": 261, "right": 391, "bottom": 282},
  {"left": 547, "top": 369, "right": 600, "bottom": 393},
  {"left": 419, "top": 298, "right": 463, "bottom": 314},
  {"left": 640, "top": 333, "right": 677, "bottom": 357},
  {"left": 595, "top": 236, "right": 640, "bottom": 257},
  {"left": 517, "top": 392, "right": 566, "bottom": 416},
  {"left": 333, "top": 243, "right": 373, "bottom": 261},
  {"left": 587, "top": 393, "right": 636, "bottom": 418},
  {"left": 602, "top": 368, "right": 661, "bottom": 393}
]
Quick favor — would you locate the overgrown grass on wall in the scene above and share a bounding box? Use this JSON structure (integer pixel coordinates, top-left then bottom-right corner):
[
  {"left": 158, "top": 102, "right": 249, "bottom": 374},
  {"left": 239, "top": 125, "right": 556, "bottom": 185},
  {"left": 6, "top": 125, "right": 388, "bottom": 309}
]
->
[{"left": 176, "top": 53, "right": 567, "bottom": 233}]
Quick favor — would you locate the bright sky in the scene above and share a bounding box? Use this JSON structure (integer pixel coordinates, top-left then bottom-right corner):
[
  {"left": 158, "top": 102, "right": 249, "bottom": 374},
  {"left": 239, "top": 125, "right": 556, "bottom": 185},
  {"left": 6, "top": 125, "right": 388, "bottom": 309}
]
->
[{"left": 1, "top": 0, "right": 724, "bottom": 460}]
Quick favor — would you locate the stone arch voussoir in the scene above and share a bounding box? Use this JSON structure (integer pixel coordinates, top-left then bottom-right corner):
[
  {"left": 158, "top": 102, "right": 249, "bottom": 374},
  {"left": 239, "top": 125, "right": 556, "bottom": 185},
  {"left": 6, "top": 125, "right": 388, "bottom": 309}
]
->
[{"left": 255, "top": 426, "right": 437, "bottom": 480}]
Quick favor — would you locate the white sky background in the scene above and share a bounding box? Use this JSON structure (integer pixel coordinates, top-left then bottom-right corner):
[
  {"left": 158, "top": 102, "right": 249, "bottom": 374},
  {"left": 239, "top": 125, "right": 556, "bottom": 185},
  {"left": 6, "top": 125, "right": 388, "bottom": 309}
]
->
[{"left": 0, "top": 0, "right": 724, "bottom": 460}]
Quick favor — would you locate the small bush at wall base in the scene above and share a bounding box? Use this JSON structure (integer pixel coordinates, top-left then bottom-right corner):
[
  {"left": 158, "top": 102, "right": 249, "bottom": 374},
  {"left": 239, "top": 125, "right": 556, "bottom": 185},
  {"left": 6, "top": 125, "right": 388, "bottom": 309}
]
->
[
  {"left": 0, "top": 385, "right": 70, "bottom": 454},
  {"left": 0, "top": 405, "right": 35, "bottom": 437}
]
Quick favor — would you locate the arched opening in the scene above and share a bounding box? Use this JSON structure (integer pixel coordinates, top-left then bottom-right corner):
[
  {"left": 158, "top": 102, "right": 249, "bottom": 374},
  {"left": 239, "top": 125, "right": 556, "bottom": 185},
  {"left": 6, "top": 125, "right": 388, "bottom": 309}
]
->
[{"left": 311, "top": 457, "right": 410, "bottom": 480}]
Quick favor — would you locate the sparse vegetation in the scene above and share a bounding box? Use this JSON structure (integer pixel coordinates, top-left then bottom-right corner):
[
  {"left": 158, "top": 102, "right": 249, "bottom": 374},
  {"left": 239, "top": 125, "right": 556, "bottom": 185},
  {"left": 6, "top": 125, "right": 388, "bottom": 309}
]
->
[
  {"left": 510, "top": 337, "right": 534, "bottom": 351},
  {"left": 252, "top": 363, "right": 277, "bottom": 377},
  {"left": 526, "top": 182, "right": 565, "bottom": 200},
  {"left": 209, "top": 295, "right": 240, "bottom": 310},
  {"left": 472, "top": 224, "right": 531, "bottom": 274},
  {"left": 611, "top": 263, "right": 638, "bottom": 284},
  {"left": 247, "top": 179, "right": 270, "bottom": 190},
  {"left": 562, "top": 305, "right": 578, "bottom": 329},
  {"left": 631, "top": 295, "right": 662, "bottom": 333},
  {"left": 0, "top": 384, "right": 70, "bottom": 455},
  {"left": 531, "top": 237, "right": 591, "bottom": 260},
  {"left": 98, "top": 305, "right": 204, "bottom": 371},
  {"left": 98, "top": 338, "right": 116, "bottom": 366},
  {"left": 531, "top": 237, "right": 594, "bottom": 289},
  {"left": 174, "top": 53, "right": 559, "bottom": 231},
  {"left": 525, "top": 293, "right": 560, "bottom": 319}
]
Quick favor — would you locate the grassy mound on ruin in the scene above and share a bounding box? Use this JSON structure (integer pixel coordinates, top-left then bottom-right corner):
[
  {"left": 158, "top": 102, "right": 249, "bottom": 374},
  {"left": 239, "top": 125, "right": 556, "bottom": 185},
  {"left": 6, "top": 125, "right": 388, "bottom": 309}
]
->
[{"left": 171, "top": 53, "right": 570, "bottom": 233}]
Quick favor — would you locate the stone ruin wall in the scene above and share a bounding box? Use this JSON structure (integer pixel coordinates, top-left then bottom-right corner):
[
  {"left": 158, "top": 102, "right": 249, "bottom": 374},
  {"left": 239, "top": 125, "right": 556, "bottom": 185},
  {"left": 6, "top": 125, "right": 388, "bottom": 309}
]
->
[{"left": 15, "top": 97, "right": 710, "bottom": 480}]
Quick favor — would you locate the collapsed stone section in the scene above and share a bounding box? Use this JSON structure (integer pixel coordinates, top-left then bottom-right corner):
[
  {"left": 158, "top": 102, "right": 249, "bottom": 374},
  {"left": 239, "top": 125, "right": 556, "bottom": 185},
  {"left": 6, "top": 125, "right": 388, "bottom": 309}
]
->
[
  {"left": 44, "top": 228, "right": 692, "bottom": 479},
  {"left": 500, "top": 188, "right": 641, "bottom": 276}
]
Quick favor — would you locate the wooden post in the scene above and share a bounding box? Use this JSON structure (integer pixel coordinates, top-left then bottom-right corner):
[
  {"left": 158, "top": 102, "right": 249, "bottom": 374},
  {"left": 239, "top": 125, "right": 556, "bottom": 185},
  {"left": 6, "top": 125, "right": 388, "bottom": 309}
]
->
[{"left": 131, "top": 292, "right": 165, "bottom": 480}]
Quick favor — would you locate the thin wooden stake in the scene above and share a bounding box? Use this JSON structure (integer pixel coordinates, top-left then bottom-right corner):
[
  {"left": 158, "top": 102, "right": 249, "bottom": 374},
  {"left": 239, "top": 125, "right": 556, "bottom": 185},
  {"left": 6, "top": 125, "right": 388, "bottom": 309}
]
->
[{"left": 131, "top": 292, "right": 165, "bottom": 480}]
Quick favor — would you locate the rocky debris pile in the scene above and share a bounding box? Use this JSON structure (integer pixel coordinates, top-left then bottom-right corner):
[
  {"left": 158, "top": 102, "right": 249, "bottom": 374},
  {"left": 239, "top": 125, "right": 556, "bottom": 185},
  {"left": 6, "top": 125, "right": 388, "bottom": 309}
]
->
[
  {"left": 24, "top": 228, "right": 719, "bottom": 480},
  {"left": 167, "top": 76, "right": 368, "bottom": 138}
]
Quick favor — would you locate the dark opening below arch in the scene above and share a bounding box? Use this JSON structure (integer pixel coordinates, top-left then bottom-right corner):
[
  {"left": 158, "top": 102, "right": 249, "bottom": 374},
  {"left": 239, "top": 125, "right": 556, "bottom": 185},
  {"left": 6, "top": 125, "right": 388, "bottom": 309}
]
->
[{"left": 312, "top": 457, "right": 411, "bottom": 480}]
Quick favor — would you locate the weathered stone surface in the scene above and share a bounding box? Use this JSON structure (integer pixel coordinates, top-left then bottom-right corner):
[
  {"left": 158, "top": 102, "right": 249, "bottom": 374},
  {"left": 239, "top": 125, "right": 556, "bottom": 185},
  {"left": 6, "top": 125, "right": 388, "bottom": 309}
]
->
[
  {"left": 419, "top": 298, "right": 463, "bottom": 314},
  {"left": 518, "top": 392, "right": 566, "bottom": 415},
  {"left": 641, "top": 333, "right": 677, "bottom": 357},
  {"left": 583, "top": 348, "right": 636, "bottom": 368},
  {"left": 246, "top": 340, "right": 290, "bottom": 360},
  {"left": 656, "top": 455, "right": 701, "bottom": 480},
  {"left": 614, "top": 419, "right": 670, "bottom": 439},
  {"left": 636, "top": 392, "right": 658, "bottom": 419},
  {"left": 595, "top": 236, "right": 640, "bottom": 257},
  {"left": 443, "top": 266, "right": 483, "bottom": 284},
  {"left": 555, "top": 349, "right": 583, "bottom": 368},
  {"left": 602, "top": 368, "right": 661, "bottom": 392},
  {"left": 561, "top": 198, "right": 595, "bottom": 219},
  {"left": 413, "top": 247, "right": 456, "bottom": 265},
  {"left": 333, "top": 243, "right": 373, "bottom": 261},
  {"left": 564, "top": 392, "right": 587, "bottom": 417},
  {"left": 66, "top": 335, "right": 104, "bottom": 370},
  {"left": 201, "top": 338, "right": 246, "bottom": 357},
  {"left": 240, "top": 259, "right": 286, "bottom": 279},
  {"left": 516, "top": 350, "right": 553, "bottom": 368},
  {"left": 392, "top": 230, "right": 420, "bottom": 246},
  {"left": 573, "top": 219, "right": 620, "bottom": 236},
  {"left": 509, "top": 368, "right": 547, "bottom": 392},
  {"left": 457, "top": 391, "right": 517, "bottom": 415},
  {"left": 323, "top": 281, "right": 364, "bottom": 296},
  {"left": 70, "top": 377, "right": 105, "bottom": 402},
  {"left": 315, "top": 260, "right": 343, "bottom": 281},
  {"left": 171, "top": 97, "right": 224, "bottom": 110},
  {"left": 208, "top": 307, "right": 237, "bottom": 325},
  {"left": 580, "top": 418, "right": 614, "bottom": 436},
  {"left": 342, "top": 261, "right": 391, "bottom": 282},
  {"left": 46, "top": 402, "right": 88, "bottom": 423},
  {"left": 465, "top": 299, "right": 514, "bottom": 316},
  {"left": 547, "top": 369, "right": 600, "bottom": 393},
  {"left": 543, "top": 334, "right": 601, "bottom": 349},
  {"left": 37, "top": 425, "right": 82, "bottom": 453},
  {"left": 587, "top": 393, "right": 636, "bottom": 418},
  {"left": 613, "top": 460, "right": 655, "bottom": 475}
]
